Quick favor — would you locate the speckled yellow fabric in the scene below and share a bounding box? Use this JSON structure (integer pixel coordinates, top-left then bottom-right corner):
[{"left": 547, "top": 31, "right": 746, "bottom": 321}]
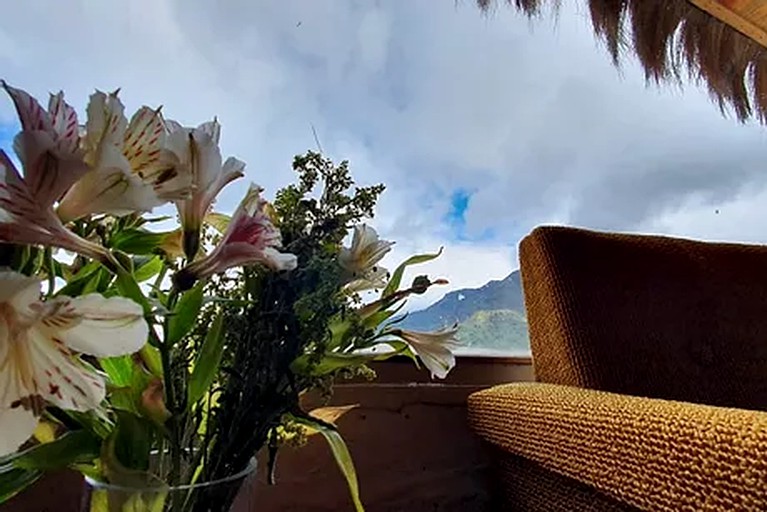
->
[
  {"left": 468, "top": 226, "right": 767, "bottom": 511},
  {"left": 488, "top": 448, "right": 639, "bottom": 512},
  {"left": 518, "top": 226, "right": 767, "bottom": 408},
  {"left": 469, "top": 383, "right": 767, "bottom": 511}
]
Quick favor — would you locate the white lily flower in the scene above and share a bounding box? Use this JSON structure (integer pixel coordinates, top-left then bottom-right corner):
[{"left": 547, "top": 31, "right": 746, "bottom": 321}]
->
[
  {"left": 0, "top": 271, "right": 148, "bottom": 456},
  {"left": 0, "top": 151, "right": 111, "bottom": 263},
  {"left": 174, "top": 183, "right": 296, "bottom": 290},
  {"left": 1, "top": 81, "right": 88, "bottom": 207},
  {"left": 0, "top": 83, "right": 112, "bottom": 262},
  {"left": 165, "top": 119, "right": 245, "bottom": 259},
  {"left": 394, "top": 325, "right": 461, "bottom": 379},
  {"left": 125, "top": 107, "right": 190, "bottom": 200},
  {"left": 339, "top": 224, "right": 394, "bottom": 292},
  {"left": 57, "top": 91, "right": 191, "bottom": 221}
]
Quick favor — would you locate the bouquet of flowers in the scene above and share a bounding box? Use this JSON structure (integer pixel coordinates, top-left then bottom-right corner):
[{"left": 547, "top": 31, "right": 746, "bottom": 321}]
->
[{"left": 0, "top": 81, "right": 460, "bottom": 512}]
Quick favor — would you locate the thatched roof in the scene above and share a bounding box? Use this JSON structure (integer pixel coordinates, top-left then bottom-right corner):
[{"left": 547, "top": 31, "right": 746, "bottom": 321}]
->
[{"left": 478, "top": 0, "right": 767, "bottom": 124}]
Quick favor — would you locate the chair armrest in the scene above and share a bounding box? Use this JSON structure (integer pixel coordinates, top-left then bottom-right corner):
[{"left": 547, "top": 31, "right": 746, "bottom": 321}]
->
[{"left": 467, "top": 383, "right": 767, "bottom": 511}]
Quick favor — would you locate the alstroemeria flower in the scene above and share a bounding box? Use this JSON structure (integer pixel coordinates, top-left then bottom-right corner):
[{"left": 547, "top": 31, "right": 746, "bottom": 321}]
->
[
  {"left": 393, "top": 325, "right": 460, "bottom": 379},
  {"left": 173, "top": 184, "right": 296, "bottom": 290},
  {"left": 0, "top": 152, "right": 110, "bottom": 262},
  {"left": 0, "top": 83, "right": 111, "bottom": 263},
  {"left": 0, "top": 271, "right": 148, "bottom": 456},
  {"left": 164, "top": 119, "right": 245, "bottom": 259},
  {"left": 339, "top": 224, "right": 394, "bottom": 292},
  {"left": 57, "top": 91, "right": 190, "bottom": 221},
  {"left": 1, "top": 81, "right": 88, "bottom": 206}
]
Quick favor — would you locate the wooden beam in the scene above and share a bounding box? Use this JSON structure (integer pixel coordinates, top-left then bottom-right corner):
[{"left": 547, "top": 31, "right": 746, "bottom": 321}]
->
[{"left": 688, "top": 0, "right": 767, "bottom": 48}]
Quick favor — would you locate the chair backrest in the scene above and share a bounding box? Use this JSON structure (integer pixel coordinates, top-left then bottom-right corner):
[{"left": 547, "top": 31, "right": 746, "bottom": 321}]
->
[{"left": 519, "top": 225, "right": 767, "bottom": 410}]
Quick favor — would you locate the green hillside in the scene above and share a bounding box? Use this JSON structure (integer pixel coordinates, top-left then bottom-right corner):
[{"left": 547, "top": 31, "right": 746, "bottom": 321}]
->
[
  {"left": 399, "top": 270, "right": 531, "bottom": 352},
  {"left": 457, "top": 309, "right": 530, "bottom": 352},
  {"left": 401, "top": 271, "right": 525, "bottom": 331}
]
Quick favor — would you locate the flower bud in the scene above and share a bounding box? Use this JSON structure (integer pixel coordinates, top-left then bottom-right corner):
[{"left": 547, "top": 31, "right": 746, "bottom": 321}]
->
[{"left": 140, "top": 378, "right": 171, "bottom": 424}]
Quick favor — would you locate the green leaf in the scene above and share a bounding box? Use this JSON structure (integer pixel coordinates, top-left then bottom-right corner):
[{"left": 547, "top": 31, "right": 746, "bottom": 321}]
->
[
  {"left": 110, "top": 387, "right": 139, "bottom": 415},
  {"left": 0, "top": 467, "right": 41, "bottom": 504},
  {"left": 139, "top": 345, "right": 164, "bottom": 377},
  {"left": 113, "top": 250, "right": 135, "bottom": 275},
  {"left": 363, "top": 308, "right": 398, "bottom": 331},
  {"left": 63, "top": 410, "right": 113, "bottom": 441},
  {"left": 97, "top": 268, "right": 115, "bottom": 293},
  {"left": 142, "top": 215, "right": 174, "bottom": 224},
  {"left": 110, "top": 376, "right": 157, "bottom": 418},
  {"left": 383, "top": 341, "right": 419, "bottom": 366},
  {"left": 134, "top": 256, "right": 163, "bottom": 283},
  {"left": 90, "top": 487, "right": 168, "bottom": 512},
  {"left": 292, "top": 351, "right": 390, "bottom": 376},
  {"left": 81, "top": 268, "right": 112, "bottom": 295},
  {"left": 19, "top": 246, "right": 44, "bottom": 276},
  {"left": 102, "top": 354, "right": 158, "bottom": 416},
  {"left": 101, "top": 355, "right": 136, "bottom": 387},
  {"left": 326, "top": 317, "right": 354, "bottom": 352},
  {"left": 111, "top": 229, "right": 168, "bottom": 255},
  {"left": 49, "top": 259, "right": 66, "bottom": 279},
  {"left": 99, "top": 432, "right": 165, "bottom": 492},
  {"left": 205, "top": 212, "right": 232, "bottom": 234},
  {"left": 187, "top": 313, "right": 225, "bottom": 405},
  {"left": 382, "top": 248, "right": 443, "bottom": 297},
  {"left": 167, "top": 283, "right": 205, "bottom": 345},
  {"left": 56, "top": 261, "right": 102, "bottom": 297},
  {"left": 69, "top": 462, "right": 101, "bottom": 481},
  {"left": 292, "top": 415, "right": 364, "bottom": 512},
  {"left": 13, "top": 430, "right": 100, "bottom": 471},
  {"left": 112, "top": 411, "right": 156, "bottom": 471},
  {"left": 115, "top": 270, "right": 151, "bottom": 315}
]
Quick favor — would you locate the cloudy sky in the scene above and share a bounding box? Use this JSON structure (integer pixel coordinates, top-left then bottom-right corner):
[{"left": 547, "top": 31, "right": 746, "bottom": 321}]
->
[{"left": 2, "top": 0, "right": 766, "bottom": 311}]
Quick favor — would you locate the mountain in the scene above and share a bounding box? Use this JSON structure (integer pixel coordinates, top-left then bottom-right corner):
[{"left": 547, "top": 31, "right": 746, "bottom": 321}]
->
[
  {"left": 458, "top": 309, "right": 529, "bottom": 352},
  {"left": 402, "top": 271, "right": 525, "bottom": 330},
  {"left": 399, "top": 271, "right": 530, "bottom": 352}
]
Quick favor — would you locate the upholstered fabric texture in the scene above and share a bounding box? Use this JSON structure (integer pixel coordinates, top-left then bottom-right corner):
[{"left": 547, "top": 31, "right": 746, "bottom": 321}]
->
[
  {"left": 487, "top": 446, "right": 639, "bottom": 512},
  {"left": 519, "top": 226, "right": 767, "bottom": 409},
  {"left": 468, "top": 383, "right": 767, "bottom": 511},
  {"left": 469, "top": 226, "right": 767, "bottom": 511}
]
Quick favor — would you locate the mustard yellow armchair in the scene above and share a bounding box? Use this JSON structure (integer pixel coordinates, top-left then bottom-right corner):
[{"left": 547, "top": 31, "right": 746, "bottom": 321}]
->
[{"left": 468, "top": 226, "right": 767, "bottom": 511}]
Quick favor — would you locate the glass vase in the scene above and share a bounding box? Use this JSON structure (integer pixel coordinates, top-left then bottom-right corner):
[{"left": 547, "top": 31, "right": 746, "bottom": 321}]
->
[{"left": 80, "top": 457, "right": 257, "bottom": 512}]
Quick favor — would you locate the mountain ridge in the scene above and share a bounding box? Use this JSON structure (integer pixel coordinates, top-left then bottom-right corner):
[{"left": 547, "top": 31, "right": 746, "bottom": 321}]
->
[
  {"left": 401, "top": 270, "right": 525, "bottom": 330},
  {"left": 399, "top": 270, "right": 530, "bottom": 352}
]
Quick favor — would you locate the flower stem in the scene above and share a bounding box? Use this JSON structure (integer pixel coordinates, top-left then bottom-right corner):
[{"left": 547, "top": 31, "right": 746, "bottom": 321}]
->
[
  {"left": 161, "top": 289, "right": 181, "bottom": 486},
  {"left": 44, "top": 247, "right": 55, "bottom": 297}
]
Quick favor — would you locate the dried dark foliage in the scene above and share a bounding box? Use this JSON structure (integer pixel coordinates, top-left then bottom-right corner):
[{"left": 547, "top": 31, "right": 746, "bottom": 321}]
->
[
  {"left": 180, "top": 151, "right": 385, "bottom": 511},
  {"left": 478, "top": 0, "right": 767, "bottom": 123}
]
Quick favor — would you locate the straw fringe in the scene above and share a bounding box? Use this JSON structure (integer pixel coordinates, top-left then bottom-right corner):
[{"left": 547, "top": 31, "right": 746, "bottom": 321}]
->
[{"left": 478, "top": 0, "right": 767, "bottom": 124}]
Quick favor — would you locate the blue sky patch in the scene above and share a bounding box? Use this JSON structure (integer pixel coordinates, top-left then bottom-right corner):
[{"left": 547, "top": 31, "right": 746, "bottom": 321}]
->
[
  {"left": 446, "top": 188, "right": 470, "bottom": 229},
  {"left": 443, "top": 187, "right": 499, "bottom": 243},
  {"left": 444, "top": 188, "right": 473, "bottom": 240},
  {"left": 0, "top": 121, "right": 18, "bottom": 155}
]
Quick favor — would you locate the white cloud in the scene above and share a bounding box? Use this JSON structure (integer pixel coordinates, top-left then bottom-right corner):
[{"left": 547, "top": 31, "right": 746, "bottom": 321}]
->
[
  {"left": 357, "top": 8, "right": 391, "bottom": 74},
  {"left": 639, "top": 183, "right": 767, "bottom": 244},
  {"left": 2, "top": 0, "right": 766, "bottom": 313},
  {"left": 376, "top": 235, "right": 516, "bottom": 313}
]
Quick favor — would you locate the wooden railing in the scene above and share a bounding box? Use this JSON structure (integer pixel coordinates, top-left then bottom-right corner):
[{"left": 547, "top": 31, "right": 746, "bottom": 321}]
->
[
  {"left": 1, "top": 356, "right": 534, "bottom": 512},
  {"left": 253, "top": 356, "right": 534, "bottom": 512}
]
